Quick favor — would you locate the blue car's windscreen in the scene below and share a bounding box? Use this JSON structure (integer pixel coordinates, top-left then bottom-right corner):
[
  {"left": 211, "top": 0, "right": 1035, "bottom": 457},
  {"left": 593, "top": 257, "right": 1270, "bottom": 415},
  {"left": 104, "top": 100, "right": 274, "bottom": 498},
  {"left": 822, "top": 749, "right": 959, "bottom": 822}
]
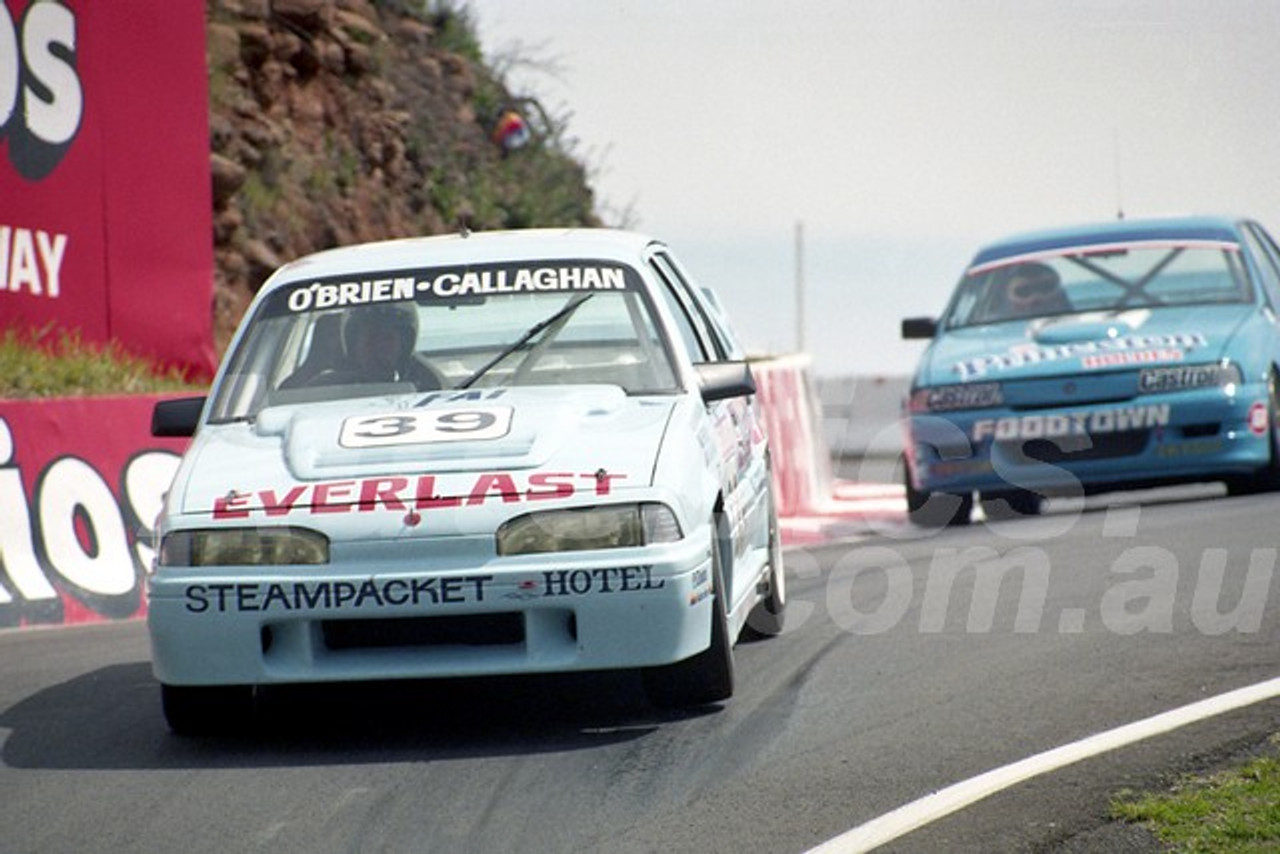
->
[{"left": 942, "top": 242, "right": 1251, "bottom": 330}]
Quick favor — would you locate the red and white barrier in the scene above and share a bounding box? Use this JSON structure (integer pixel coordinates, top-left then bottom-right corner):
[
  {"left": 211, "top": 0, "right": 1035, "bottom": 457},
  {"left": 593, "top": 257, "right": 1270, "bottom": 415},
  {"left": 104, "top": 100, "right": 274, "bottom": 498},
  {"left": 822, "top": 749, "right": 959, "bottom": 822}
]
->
[
  {"left": 752, "top": 355, "right": 905, "bottom": 544},
  {"left": 751, "top": 354, "right": 833, "bottom": 516}
]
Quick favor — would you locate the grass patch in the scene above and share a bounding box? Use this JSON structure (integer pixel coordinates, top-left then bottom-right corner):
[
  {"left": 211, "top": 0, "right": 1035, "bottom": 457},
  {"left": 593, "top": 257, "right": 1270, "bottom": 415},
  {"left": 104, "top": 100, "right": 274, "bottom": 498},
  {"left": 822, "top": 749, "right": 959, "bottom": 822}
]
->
[
  {"left": 0, "top": 328, "right": 206, "bottom": 399},
  {"left": 1112, "top": 741, "right": 1280, "bottom": 852}
]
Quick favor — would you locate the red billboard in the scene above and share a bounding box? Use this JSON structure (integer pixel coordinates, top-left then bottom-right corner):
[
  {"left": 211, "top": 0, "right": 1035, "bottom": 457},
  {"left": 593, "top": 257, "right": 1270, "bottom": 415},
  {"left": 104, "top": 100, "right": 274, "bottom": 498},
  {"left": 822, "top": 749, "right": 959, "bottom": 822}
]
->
[{"left": 0, "top": 0, "right": 215, "bottom": 376}]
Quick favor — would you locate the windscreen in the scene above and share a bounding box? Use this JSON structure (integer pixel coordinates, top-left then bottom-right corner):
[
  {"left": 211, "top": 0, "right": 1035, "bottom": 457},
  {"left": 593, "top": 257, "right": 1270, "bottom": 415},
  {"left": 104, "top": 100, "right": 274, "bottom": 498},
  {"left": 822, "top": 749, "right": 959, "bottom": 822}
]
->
[
  {"left": 943, "top": 241, "right": 1251, "bottom": 329},
  {"left": 207, "top": 259, "right": 680, "bottom": 422}
]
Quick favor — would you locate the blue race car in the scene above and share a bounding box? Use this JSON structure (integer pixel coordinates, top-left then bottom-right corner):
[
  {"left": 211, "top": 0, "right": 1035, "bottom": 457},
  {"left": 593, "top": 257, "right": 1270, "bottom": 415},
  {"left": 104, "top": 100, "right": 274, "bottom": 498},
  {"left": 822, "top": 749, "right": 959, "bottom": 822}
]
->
[{"left": 901, "top": 215, "right": 1280, "bottom": 526}]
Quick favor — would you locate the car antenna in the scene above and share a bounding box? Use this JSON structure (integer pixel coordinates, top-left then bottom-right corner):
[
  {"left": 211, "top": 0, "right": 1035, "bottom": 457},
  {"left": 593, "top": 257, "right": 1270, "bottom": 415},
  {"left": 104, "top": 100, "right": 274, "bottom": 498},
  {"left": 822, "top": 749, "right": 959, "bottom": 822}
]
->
[{"left": 1113, "top": 127, "right": 1125, "bottom": 220}]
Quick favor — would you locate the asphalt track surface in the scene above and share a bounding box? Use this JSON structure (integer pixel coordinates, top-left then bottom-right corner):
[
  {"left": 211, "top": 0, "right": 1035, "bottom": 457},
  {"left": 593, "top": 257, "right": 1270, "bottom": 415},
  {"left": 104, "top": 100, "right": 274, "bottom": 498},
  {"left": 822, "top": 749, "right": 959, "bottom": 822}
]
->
[{"left": 4, "top": 487, "right": 1280, "bottom": 853}]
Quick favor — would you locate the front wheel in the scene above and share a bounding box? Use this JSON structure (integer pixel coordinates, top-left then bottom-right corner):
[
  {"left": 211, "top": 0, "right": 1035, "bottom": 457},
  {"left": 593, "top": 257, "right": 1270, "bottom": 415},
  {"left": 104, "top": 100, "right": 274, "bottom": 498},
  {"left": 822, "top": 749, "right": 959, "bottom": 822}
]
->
[
  {"left": 1226, "top": 370, "right": 1280, "bottom": 495},
  {"left": 979, "top": 488, "right": 1041, "bottom": 520},
  {"left": 744, "top": 496, "right": 786, "bottom": 639},
  {"left": 161, "top": 683, "right": 255, "bottom": 736},
  {"left": 904, "top": 460, "right": 972, "bottom": 527},
  {"left": 643, "top": 517, "right": 735, "bottom": 708}
]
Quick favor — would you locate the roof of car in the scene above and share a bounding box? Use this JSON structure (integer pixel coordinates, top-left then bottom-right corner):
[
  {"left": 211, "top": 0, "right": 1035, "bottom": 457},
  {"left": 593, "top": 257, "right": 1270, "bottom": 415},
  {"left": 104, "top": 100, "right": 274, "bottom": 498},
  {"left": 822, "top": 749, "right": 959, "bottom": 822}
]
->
[
  {"left": 970, "top": 215, "right": 1245, "bottom": 269},
  {"left": 266, "top": 228, "right": 664, "bottom": 285}
]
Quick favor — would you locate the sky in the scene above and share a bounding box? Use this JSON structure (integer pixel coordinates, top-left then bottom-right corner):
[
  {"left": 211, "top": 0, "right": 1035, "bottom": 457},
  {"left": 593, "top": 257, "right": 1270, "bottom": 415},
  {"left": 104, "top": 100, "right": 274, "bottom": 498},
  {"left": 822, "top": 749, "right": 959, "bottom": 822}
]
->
[{"left": 465, "top": 0, "right": 1280, "bottom": 378}]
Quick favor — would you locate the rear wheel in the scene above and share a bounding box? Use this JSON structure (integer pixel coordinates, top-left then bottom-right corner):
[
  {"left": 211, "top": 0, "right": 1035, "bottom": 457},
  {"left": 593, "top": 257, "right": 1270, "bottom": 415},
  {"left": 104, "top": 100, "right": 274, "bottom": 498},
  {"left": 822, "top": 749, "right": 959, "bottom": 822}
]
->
[
  {"left": 161, "top": 684, "right": 255, "bottom": 736},
  {"left": 644, "top": 516, "right": 735, "bottom": 708}
]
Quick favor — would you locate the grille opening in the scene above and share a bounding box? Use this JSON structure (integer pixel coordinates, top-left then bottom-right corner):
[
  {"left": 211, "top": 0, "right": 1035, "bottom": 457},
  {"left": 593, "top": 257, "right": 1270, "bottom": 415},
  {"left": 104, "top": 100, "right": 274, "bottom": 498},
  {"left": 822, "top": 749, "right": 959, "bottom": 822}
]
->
[
  {"left": 1009, "top": 395, "right": 1133, "bottom": 412},
  {"left": 1001, "top": 430, "right": 1150, "bottom": 463},
  {"left": 1181, "top": 423, "right": 1221, "bottom": 438},
  {"left": 322, "top": 613, "right": 525, "bottom": 650}
]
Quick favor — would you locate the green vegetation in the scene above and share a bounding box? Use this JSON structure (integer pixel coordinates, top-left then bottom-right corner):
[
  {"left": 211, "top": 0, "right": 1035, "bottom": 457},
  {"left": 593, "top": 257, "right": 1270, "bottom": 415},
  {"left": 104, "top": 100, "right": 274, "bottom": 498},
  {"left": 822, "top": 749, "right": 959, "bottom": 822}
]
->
[
  {"left": 0, "top": 329, "right": 206, "bottom": 399},
  {"left": 1112, "top": 741, "right": 1280, "bottom": 852},
  {"left": 424, "top": 1, "right": 485, "bottom": 64}
]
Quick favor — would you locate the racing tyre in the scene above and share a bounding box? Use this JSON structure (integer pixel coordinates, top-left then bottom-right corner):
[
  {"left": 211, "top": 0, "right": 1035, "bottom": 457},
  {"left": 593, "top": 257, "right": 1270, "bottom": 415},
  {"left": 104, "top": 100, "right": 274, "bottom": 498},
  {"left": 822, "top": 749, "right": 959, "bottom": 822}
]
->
[
  {"left": 643, "top": 516, "right": 735, "bottom": 708},
  {"left": 904, "top": 462, "right": 972, "bottom": 527},
  {"left": 979, "top": 489, "right": 1041, "bottom": 520},
  {"left": 744, "top": 495, "right": 786, "bottom": 639},
  {"left": 161, "top": 684, "right": 255, "bottom": 736},
  {"left": 1228, "top": 370, "right": 1280, "bottom": 495}
]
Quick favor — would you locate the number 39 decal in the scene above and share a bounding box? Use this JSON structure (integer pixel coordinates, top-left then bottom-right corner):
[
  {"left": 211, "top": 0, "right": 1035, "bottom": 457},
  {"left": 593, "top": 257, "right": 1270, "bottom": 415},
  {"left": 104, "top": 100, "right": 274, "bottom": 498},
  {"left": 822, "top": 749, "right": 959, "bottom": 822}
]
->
[{"left": 340, "top": 407, "right": 513, "bottom": 448}]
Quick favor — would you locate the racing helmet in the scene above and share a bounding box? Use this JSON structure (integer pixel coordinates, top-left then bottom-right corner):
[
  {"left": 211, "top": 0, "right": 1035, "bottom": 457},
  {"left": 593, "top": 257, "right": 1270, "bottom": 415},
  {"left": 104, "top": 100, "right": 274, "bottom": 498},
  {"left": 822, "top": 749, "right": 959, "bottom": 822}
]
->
[
  {"left": 342, "top": 301, "right": 419, "bottom": 357},
  {"left": 1003, "top": 262, "right": 1068, "bottom": 311}
]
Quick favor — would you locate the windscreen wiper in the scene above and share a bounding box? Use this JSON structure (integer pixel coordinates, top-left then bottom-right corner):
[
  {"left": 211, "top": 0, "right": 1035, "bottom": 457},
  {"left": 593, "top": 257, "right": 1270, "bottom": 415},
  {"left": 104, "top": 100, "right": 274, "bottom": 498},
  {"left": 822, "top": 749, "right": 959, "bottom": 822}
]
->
[{"left": 454, "top": 294, "right": 595, "bottom": 390}]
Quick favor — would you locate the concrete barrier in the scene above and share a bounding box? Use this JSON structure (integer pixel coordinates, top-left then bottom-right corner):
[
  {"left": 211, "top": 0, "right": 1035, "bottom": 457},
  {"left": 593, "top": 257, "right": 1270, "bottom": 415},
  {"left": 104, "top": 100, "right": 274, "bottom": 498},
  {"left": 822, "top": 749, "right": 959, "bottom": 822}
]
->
[{"left": 814, "top": 373, "right": 911, "bottom": 463}]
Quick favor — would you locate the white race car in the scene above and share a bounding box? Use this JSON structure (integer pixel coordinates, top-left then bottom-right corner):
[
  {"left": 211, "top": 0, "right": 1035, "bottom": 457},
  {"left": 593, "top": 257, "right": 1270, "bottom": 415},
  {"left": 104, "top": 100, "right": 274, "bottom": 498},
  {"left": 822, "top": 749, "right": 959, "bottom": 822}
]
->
[{"left": 149, "top": 228, "right": 785, "bottom": 734}]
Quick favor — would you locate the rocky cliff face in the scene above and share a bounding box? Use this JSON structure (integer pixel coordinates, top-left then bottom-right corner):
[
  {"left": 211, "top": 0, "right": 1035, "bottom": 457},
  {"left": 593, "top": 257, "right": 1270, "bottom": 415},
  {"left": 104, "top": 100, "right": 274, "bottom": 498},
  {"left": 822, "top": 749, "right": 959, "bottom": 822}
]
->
[{"left": 205, "top": 0, "right": 599, "bottom": 352}]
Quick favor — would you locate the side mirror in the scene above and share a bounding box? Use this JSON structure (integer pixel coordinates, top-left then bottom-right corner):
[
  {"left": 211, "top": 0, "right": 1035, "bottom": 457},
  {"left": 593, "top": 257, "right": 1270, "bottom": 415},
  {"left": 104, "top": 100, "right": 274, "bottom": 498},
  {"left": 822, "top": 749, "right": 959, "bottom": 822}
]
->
[
  {"left": 696, "top": 361, "right": 756, "bottom": 403},
  {"left": 152, "top": 395, "right": 206, "bottom": 438},
  {"left": 901, "top": 317, "right": 938, "bottom": 339}
]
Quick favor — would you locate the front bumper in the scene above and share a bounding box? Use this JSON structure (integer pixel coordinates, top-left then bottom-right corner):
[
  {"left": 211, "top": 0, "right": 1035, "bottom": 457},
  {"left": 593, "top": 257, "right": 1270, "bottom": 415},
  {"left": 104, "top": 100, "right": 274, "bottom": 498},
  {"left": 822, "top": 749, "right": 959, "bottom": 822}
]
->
[
  {"left": 905, "top": 384, "right": 1271, "bottom": 495},
  {"left": 147, "top": 533, "right": 715, "bottom": 687}
]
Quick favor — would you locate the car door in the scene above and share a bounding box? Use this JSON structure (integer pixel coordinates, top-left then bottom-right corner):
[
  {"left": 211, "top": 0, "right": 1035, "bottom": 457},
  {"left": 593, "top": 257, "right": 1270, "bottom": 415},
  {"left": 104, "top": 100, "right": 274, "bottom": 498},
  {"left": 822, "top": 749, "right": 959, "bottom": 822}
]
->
[{"left": 646, "top": 248, "right": 771, "bottom": 614}]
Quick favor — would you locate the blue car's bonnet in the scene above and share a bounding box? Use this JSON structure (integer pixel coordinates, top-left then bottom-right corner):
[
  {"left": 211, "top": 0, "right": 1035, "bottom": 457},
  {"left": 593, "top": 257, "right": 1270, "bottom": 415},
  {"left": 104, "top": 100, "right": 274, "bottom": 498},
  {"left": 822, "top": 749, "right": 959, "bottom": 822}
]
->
[{"left": 917, "top": 304, "right": 1252, "bottom": 385}]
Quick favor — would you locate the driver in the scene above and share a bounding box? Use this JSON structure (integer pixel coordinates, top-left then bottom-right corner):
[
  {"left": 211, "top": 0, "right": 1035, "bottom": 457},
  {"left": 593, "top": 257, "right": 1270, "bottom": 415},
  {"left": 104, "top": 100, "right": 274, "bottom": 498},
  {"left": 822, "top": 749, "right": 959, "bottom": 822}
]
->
[
  {"left": 997, "top": 262, "right": 1071, "bottom": 319},
  {"left": 340, "top": 302, "right": 441, "bottom": 388}
]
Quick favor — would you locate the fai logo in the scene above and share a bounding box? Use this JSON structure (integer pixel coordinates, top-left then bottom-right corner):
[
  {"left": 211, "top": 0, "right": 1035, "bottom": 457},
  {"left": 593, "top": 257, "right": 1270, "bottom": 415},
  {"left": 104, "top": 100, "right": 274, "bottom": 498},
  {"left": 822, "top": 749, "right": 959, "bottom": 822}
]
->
[{"left": 1, "top": 1, "right": 84, "bottom": 180}]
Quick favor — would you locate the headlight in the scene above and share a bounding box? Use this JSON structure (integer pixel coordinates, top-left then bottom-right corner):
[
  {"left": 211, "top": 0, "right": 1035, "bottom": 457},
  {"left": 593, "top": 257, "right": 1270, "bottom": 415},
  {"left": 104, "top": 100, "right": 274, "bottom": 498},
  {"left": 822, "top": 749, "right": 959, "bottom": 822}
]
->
[
  {"left": 158, "top": 527, "right": 330, "bottom": 566},
  {"left": 1138, "top": 363, "right": 1242, "bottom": 394},
  {"left": 909, "top": 382, "right": 1004, "bottom": 413},
  {"left": 496, "top": 503, "right": 683, "bottom": 556}
]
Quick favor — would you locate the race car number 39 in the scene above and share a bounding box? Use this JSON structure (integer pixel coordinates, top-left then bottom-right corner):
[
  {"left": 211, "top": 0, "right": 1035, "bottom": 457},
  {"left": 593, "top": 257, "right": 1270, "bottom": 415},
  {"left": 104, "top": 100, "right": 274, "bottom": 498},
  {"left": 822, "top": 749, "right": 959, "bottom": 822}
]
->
[{"left": 340, "top": 407, "right": 513, "bottom": 448}]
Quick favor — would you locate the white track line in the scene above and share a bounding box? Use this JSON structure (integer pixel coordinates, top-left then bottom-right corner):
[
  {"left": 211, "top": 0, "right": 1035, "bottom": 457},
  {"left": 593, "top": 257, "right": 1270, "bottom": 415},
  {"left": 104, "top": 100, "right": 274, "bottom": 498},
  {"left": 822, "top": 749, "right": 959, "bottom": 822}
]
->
[{"left": 808, "top": 675, "right": 1280, "bottom": 853}]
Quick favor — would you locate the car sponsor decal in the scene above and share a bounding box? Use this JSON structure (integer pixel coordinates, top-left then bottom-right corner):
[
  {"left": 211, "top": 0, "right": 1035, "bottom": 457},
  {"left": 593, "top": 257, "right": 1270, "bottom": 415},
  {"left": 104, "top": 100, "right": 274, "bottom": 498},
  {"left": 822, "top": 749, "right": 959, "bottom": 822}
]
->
[
  {"left": 954, "top": 332, "right": 1207, "bottom": 379},
  {"left": 415, "top": 389, "right": 507, "bottom": 407},
  {"left": 183, "top": 575, "right": 494, "bottom": 613},
  {"left": 501, "top": 567, "right": 667, "bottom": 600},
  {"left": 541, "top": 567, "right": 665, "bottom": 596},
  {"left": 281, "top": 262, "right": 632, "bottom": 312},
  {"left": 340, "top": 406, "right": 513, "bottom": 448},
  {"left": 687, "top": 565, "right": 711, "bottom": 606},
  {"left": 1249, "top": 401, "right": 1269, "bottom": 436},
  {"left": 1157, "top": 438, "right": 1225, "bottom": 459},
  {"left": 1138, "top": 364, "right": 1231, "bottom": 393},
  {"left": 211, "top": 470, "right": 627, "bottom": 519},
  {"left": 1081, "top": 349, "right": 1184, "bottom": 370},
  {"left": 972, "top": 404, "right": 1171, "bottom": 442}
]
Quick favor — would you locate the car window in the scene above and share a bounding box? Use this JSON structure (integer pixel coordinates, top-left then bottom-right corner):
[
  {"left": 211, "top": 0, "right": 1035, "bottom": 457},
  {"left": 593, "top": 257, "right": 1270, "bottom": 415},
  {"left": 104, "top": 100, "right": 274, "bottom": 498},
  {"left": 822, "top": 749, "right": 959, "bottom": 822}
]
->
[
  {"left": 693, "top": 286, "right": 747, "bottom": 358},
  {"left": 647, "top": 255, "right": 711, "bottom": 362},
  {"left": 944, "top": 242, "right": 1252, "bottom": 329},
  {"left": 1241, "top": 223, "right": 1280, "bottom": 311},
  {"left": 651, "top": 251, "right": 736, "bottom": 361},
  {"left": 206, "top": 259, "right": 681, "bottom": 422}
]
